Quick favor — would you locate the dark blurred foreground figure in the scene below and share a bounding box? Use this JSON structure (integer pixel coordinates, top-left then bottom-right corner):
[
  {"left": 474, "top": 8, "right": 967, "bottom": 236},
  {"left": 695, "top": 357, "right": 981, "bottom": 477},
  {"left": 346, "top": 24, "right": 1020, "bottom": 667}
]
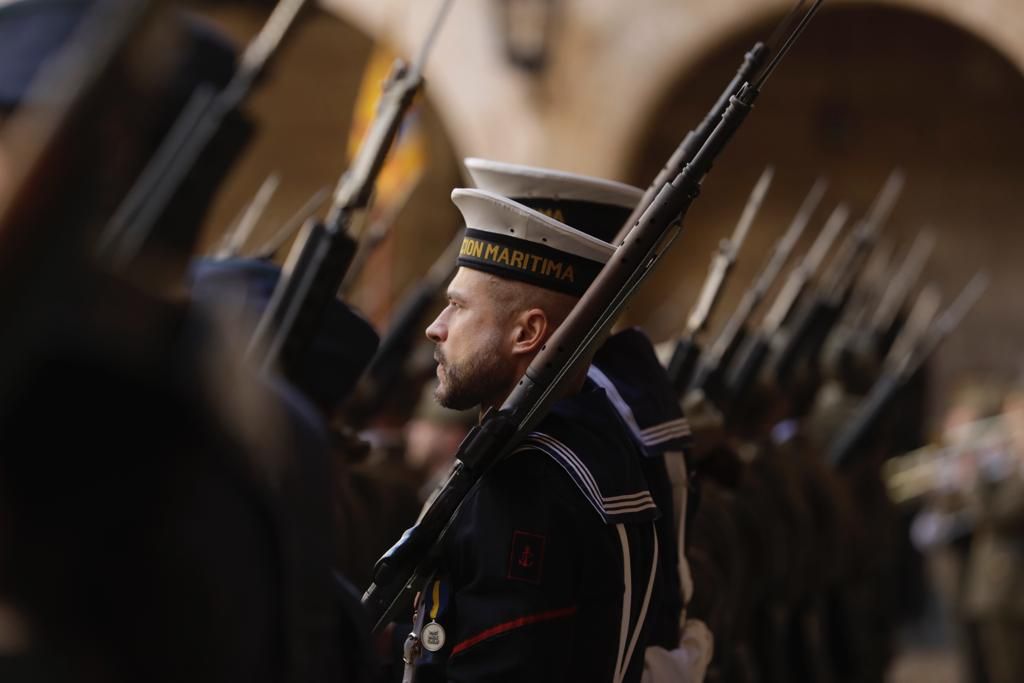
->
[
  {"left": 188, "top": 256, "right": 422, "bottom": 594},
  {"left": 402, "top": 187, "right": 662, "bottom": 682},
  {"left": 0, "top": 0, "right": 250, "bottom": 260},
  {"left": 0, "top": 3, "right": 375, "bottom": 681}
]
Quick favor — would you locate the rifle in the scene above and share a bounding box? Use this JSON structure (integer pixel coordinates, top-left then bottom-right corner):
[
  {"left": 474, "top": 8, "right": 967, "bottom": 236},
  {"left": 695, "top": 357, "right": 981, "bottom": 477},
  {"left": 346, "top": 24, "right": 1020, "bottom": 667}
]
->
[
  {"left": 246, "top": 0, "right": 455, "bottom": 380},
  {"left": 665, "top": 166, "right": 774, "bottom": 394},
  {"left": 727, "top": 202, "right": 848, "bottom": 397},
  {"left": 362, "top": 0, "right": 825, "bottom": 631},
  {"left": 827, "top": 272, "right": 988, "bottom": 467},
  {"left": 689, "top": 177, "right": 826, "bottom": 405},
  {"left": 770, "top": 170, "right": 904, "bottom": 383},
  {"left": 609, "top": 0, "right": 818, "bottom": 244},
  {"left": 96, "top": 0, "right": 309, "bottom": 268}
]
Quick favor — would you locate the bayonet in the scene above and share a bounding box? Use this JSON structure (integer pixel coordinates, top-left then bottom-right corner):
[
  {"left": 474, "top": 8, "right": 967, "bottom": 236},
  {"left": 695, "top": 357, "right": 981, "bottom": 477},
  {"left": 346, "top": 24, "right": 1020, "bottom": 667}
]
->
[
  {"left": 690, "top": 176, "right": 826, "bottom": 403},
  {"left": 871, "top": 229, "right": 935, "bottom": 337},
  {"left": 215, "top": 172, "right": 281, "bottom": 259},
  {"left": 341, "top": 174, "right": 424, "bottom": 294},
  {"left": 828, "top": 273, "right": 988, "bottom": 466},
  {"left": 770, "top": 169, "right": 904, "bottom": 383},
  {"left": 665, "top": 166, "right": 773, "bottom": 392},
  {"left": 686, "top": 166, "right": 773, "bottom": 336},
  {"left": 667, "top": 165, "right": 770, "bottom": 395},
  {"left": 761, "top": 202, "right": 847, "bottom": 335},
  {"left": 823, "top": 169, "right": 904, "bottom": 303},
  {"left": 251, "top": 187, "right": 329, "bottom": 260},
  {"left": 727, "top": 200, "right": 847, "bottom": 399}
]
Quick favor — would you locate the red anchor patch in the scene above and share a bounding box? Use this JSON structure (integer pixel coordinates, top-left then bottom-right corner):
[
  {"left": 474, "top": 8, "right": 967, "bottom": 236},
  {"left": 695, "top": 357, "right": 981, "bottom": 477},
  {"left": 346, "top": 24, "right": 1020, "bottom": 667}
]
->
[{"left": 507, "top": 531, "right": 546, "bottom": 584}]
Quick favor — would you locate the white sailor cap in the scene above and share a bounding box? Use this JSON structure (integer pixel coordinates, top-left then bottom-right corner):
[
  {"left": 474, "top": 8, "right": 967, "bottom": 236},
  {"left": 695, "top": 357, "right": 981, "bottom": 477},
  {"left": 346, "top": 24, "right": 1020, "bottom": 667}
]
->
[
  {"left": 452, "top": 188, "right": 614, "bottom": 297},
  {"left": 464, "top": 157, "right": 643, "bottom": 242}
]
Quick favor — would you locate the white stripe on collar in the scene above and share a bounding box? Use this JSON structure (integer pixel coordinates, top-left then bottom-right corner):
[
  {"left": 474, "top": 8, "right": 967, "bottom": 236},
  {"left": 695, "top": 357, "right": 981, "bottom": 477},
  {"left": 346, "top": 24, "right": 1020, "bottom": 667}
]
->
[{"left": 588, "top": 366, "right": 691, "bottom": 446}]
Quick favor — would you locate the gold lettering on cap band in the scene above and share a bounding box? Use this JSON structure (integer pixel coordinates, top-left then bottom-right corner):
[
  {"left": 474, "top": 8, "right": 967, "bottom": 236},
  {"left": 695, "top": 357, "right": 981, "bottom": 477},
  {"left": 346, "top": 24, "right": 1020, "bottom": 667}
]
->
[{"left": 458, "top": 236, "right": 576, "bottom": 283}]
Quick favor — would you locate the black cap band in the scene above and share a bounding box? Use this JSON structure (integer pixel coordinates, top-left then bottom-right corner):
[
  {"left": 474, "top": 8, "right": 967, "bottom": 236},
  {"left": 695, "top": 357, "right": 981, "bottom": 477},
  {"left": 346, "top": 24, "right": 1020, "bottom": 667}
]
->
[{"left": 457, "top": 228, "right": 604, "bottom": 297}]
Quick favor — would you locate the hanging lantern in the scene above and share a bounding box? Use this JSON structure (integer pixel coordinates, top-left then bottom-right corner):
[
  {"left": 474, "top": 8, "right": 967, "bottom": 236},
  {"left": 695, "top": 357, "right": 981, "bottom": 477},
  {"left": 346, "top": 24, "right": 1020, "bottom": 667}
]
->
[{"left": 494, "top": 0, "right": 559, "bottom": 73}]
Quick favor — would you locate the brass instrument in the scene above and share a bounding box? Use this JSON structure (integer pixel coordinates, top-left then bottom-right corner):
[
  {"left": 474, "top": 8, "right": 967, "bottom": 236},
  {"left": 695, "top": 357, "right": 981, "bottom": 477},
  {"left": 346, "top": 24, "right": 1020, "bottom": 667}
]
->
[{"left": 883, "top": 414, "right": 1022, "bottom": 505}]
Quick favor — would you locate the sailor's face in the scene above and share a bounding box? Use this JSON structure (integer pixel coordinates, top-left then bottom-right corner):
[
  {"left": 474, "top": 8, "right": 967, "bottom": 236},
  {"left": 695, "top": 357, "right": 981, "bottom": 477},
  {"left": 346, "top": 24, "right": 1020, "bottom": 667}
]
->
[{"left": 425, "top": 268, "right": 515, "bottom": 411}]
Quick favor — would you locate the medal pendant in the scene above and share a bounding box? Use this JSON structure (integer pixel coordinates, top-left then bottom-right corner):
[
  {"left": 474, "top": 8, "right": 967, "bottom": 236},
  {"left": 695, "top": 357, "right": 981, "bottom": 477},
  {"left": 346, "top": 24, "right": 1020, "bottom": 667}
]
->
[{"left": 420, "top": 620, "right": 446, "bottom": 652}]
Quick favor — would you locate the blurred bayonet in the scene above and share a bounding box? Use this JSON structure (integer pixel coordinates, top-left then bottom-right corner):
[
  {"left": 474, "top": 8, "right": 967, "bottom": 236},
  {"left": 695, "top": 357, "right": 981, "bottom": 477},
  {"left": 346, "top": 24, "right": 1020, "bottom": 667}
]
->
[
  {"left": 828, "top": 273, "right": 988, "bottom": 467},
  {"left": 761, "top": 202, "right": 848, "bottom": 335},
  {"left": 728, "top": 198, "right": 847, "bottom": 399},
  {"left": 687, "top": 166, "right": 773, "bottom": 335},
  {"left": 823, "top": 169, "right": 905, "bottom": 303},
  {"left": 691, "top": 176, "right": 826, "bottom": 404},
  {"left": 665, "top": 166, "right": 773, "bottom": 392},
  {"left": 251, "top": 187, "right": 330, "bottom": 260},
  {"left": 215, "top": 172, "right": 281, "bottom": 259},
  {"left": 341, "top": 172, "right": 424, "bottom": 294},
  {"left": 771, "top": 169, "right": 904, "bottom": 383},
  {"left": 871, "top": 229, "right": 935, "bottom": 336}
]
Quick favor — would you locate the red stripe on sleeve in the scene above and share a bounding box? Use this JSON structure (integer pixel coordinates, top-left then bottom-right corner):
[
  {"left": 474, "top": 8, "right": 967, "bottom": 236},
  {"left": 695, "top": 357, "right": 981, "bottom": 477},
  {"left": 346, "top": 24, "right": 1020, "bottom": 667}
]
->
[{"left": 451, "top": 605, "right": 578, "bottom": 656}]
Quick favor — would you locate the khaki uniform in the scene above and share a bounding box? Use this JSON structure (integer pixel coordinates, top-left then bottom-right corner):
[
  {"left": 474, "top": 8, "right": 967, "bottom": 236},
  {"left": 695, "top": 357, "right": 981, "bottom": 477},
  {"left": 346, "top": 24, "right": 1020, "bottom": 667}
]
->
[{"left": 963, "top": 471, "right": 1024, "bottom": 683}]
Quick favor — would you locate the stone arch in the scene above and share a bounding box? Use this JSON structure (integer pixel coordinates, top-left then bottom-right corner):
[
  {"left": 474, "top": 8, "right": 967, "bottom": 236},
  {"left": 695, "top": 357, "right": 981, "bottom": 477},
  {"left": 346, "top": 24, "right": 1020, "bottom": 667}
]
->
[
  {"left": 624, "top": 2, "right": 1024, "bottom": 406},
  {"left": 321, "top": 0, "right": 1024, "bottom": 182}
]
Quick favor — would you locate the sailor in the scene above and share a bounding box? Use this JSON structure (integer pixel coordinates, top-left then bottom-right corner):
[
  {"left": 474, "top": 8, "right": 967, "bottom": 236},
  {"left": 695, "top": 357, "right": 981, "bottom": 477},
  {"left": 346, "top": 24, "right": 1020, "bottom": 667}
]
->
[
  {"left": 407, "top": 188, "right": 662, "bottom": 682},
  {"left": 462, "top": 158, "right": 709, "bottom": 674}
]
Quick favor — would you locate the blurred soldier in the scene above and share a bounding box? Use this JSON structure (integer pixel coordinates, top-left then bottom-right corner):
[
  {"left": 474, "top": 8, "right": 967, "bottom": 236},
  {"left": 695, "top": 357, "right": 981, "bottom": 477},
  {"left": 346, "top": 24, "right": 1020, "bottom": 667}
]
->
[
  {"left": 404, "top": 380, "right": 476, "bottom": 502},
  {"left": 188, "top": 257, "right": 422, "bottom": 597},
  {"left": 962, "top": 382, "right": 1024, "bottom": 683},
  {"left": 910, "top": 380, "right": 1005, "bottom": 683},
  {"left": 0, "top": 0, "right": 250, "bottom": 258},
  {"left": 0, "top": 6, "right": 347, "bottom": 682},
  {"left": 407, "top": 188, "right": 662, "bottom": 682}
]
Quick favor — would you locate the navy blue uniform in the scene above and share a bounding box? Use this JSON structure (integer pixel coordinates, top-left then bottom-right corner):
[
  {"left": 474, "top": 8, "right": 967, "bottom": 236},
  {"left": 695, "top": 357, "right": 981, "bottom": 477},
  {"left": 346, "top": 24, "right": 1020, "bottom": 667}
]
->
[
  {"left": 591, "top": 328, "right": 692, "bottom": 649},
  {"left": 412, "top": 383, "right": 662, "bottom": 682}
]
